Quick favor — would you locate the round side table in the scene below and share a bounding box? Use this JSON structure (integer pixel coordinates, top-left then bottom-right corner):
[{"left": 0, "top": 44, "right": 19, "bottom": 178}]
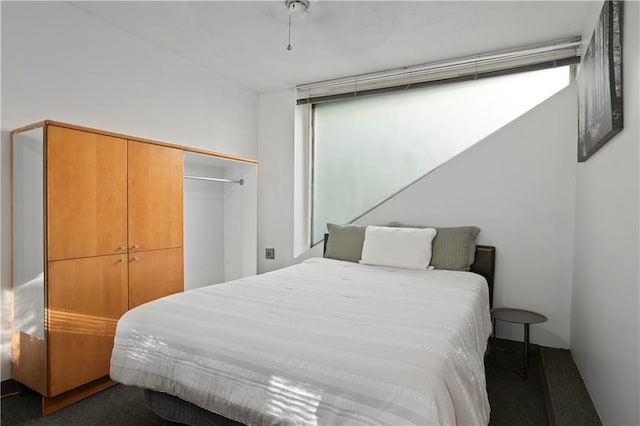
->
[{"left": 490, "top": 307, "right": 547, "bottom": 379}]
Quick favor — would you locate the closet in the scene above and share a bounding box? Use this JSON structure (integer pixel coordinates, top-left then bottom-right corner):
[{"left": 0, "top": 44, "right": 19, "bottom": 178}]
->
[
  {"left": 11, "top": 120, "right": 257, "bottom": 414},
  {"left": 183, "top": 152, "right": 257, "bottom": 290}
]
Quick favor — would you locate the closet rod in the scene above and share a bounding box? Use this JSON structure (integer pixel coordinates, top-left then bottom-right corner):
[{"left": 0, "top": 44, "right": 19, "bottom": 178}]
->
[{"left": 184, "top": 175, "right": 244, "bottom": 185}]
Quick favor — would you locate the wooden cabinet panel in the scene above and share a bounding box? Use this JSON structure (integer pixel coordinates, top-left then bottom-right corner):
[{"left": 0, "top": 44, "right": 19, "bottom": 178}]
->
[
  {"left": 128, "top": 141, "right": 183, "bottom": 252},
  {"left": 13, "top": 121, "right": 197, "bottom": 414},
  {"left": 47, "top": 126, "right": 127, "bottom": 261},
  {"left": 47, "top": 255, "right": 128, "bottom": 396},
  {"left": 128, "top": 248, "right": 183, "bottom": 309}
]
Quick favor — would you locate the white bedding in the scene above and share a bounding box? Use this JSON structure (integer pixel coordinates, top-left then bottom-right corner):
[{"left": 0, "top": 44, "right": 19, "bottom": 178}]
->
[{"left": 110, "top": 257, "right": 492, "bottom": 425}]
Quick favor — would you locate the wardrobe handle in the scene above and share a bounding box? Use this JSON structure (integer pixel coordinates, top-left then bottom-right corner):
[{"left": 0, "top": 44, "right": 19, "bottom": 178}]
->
[
  {"left": 118, "top": 245, "right": 126, "bottom": 251},
  {"left": 118, "top": 258, "right": 125, "bottom": 263},
  {"left": 131, "top": 244, "right": 140, "bottom": 249},
  {"left": 131, "top": 256, "right": 139, "bottom": 262}
]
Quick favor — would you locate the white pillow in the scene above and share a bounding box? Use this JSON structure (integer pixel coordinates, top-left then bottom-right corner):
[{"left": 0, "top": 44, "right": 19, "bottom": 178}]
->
[{"left": 360, "top": 225, "right": 437, "bottom": 269}]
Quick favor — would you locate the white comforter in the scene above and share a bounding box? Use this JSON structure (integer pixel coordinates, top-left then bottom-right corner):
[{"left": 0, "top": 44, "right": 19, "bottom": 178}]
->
[{"left": 110, "top": 258, "right": 492, "bottom": 425}]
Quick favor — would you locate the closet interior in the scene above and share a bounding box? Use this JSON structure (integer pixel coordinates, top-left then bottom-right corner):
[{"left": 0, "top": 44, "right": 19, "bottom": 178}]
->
[{"left": 183, "top": 151, "right": 257, "bottom": 290}]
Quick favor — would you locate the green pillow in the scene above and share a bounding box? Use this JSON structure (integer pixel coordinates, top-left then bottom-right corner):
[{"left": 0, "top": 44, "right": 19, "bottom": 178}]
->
[
  {"left": 388, "top": 222, "right": 480, "bottom": 271},
  {"left": 430, "top": 226, "right": 480, "bottom": 271},
  {"left": 324, "top": 223, "right": 367, "bottom": 263}
]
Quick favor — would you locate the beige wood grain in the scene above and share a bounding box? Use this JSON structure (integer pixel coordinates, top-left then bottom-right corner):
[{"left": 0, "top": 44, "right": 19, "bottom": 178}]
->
[
  {"left": 128, "top": 247, "right": 183, "bottom": 309},
  {"left": 128, "top": 141, "right": 183, "bottom": 252},
  {"left": 43, "top": 120, "right": 257, "bottom": 164},
  {"left": 11, "top": 332, "right": 47, "bottom": 396},
  {"left": 46, "top": 126, "right": 127, "bottom": 261},
  {"left": 10, "top": 121, "right": 46, "bottom": 136},
  {"left": 11, "top": 120, "right": 196, "bottom": 411},
  {"left": 47, "top": 255, "right": 128, "bottom": 396},
  {"left": 42, "top": 377, "right": 117, "bottom": 415}
]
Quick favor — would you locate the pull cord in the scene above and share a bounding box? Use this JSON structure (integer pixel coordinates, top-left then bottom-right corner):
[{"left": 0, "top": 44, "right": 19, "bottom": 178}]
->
[{"left": 287, "top": 13, "right": 293, "bottom": 51}]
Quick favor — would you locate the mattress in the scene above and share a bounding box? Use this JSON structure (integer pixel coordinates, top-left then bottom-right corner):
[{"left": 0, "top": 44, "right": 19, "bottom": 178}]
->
[{"left": 110, "top": 257, "right": 492, "bottom": 425}]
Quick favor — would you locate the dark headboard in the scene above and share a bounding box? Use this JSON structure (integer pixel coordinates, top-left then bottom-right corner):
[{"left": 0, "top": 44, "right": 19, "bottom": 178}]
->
[
  {"left": 471, "top": 245, "right": 496, "bottom": 309},
  {"left": 323, "top": 234, "right": 496, "bottom": 308}
]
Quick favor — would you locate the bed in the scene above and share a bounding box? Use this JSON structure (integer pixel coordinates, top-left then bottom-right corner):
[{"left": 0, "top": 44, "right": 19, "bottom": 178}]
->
[{"left": 110, "top": 225, "right": 495, "bottom": 425}]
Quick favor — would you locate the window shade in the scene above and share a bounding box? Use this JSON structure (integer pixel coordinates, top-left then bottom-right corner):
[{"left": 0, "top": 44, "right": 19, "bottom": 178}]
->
[{"left": 296, "top": 37, "right": 580, "bottom": 105}]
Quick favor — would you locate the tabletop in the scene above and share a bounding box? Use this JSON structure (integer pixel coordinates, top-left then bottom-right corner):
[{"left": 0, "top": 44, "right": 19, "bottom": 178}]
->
[{"left": 491, "top": 307, "right": 547, "bottom": 324}]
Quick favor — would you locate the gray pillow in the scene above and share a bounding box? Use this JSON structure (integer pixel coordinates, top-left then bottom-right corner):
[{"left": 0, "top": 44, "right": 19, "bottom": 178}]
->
[
  {"left": 324, "top": 223, "right": 367, "bottom": 263},
  {"left": 388, "top": 222, "right": 480, "bottom": 271}
]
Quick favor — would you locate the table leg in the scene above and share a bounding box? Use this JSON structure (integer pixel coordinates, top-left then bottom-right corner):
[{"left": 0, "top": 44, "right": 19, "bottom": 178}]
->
[
  {"left": 492, "top": 317, "right": 496, "bottom": 365},
  {"left": 492, "top": 317, "right": 496, "bottom": 341},
  {"left": 523, "top": 323, "right": 530, "bottom": 379}
]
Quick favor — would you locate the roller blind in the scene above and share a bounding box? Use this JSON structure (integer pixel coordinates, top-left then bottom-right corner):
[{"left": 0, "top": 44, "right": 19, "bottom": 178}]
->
[{"left": 297, "top": 37, "right": 580, "bottom": 105}]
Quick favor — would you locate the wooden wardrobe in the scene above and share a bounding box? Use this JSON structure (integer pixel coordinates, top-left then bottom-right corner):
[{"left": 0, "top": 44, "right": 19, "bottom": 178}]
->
[{"left": 10, "top": 120, "right": 256, "bottom": 414}]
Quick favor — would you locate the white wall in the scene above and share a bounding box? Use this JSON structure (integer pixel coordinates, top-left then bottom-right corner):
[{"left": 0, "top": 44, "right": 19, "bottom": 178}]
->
[
  {"left": 183, "top": 154, "right": 258, "bottom": 289},
  {"left": 359, "top": 86, "right": 577, "bottom": 348},
  {"left": 1, "top": 2, "right": 258, "bottom": 157},
  {"left": 184, "top": 162, "right": 226, "bottom": 290},
  {"left": 257, "top": 89, "right": 295, "bottom": 273},
  {"left": 570, "top": 2, "right": 640, "bottom": 425},
  {"left": 256, "top": 4, "right": 640, "bottom": 423},
  {"left": 259, "top": 84, "right": 578, "bottom": 348},
  {"left": 258, "top": 2, "right": 639, "bottom": 422},
  {"left": 223, "top": 162, "right": 258, "bottom": 282},
  {"left": 0, "top": 1, "right": 259, "bottom": 380}
]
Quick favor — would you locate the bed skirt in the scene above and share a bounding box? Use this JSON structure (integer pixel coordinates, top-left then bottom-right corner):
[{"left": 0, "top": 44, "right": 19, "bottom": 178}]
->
[{"left": 144, "top": 389, "right": 243, "bottom": 426}]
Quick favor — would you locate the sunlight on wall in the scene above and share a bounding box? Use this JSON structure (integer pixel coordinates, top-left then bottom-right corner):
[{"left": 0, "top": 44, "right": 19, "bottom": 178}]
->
[
  {"left": 1, "top": 287, "right": 13, "bottom": 375},
  {"left": 13, "top": 272, "right": 44, "bottom": 339},
  {"left": 312, "top": 66, "right": 570, "bottom": 243},
  {"left": 5, "top": 126, "right": 46, "bottom": 379}
]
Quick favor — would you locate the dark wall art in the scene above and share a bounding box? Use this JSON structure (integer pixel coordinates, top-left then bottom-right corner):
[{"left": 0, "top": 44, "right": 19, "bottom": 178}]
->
[{"left": 577, "top": 0, "right": 623, "bottom": 162}]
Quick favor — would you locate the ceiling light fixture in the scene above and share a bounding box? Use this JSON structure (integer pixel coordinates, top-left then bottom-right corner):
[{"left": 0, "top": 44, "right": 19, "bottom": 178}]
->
[{"left": 285, "top": 0, "right": 309, "bottom": 51}]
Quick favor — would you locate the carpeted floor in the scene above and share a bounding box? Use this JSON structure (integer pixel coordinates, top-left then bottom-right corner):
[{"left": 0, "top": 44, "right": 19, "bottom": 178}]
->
[
  {"left": 1, "top": 346, "right": 549, "bottom": 425},
  {"left": 486, "top": 340, "right": 548, "bottom": 425},
  {"left": 540, "top": 347, "right": 601, "bottom": 426},
  {"left": 0, "top": 384, "right": 173, "bottom": 426}
]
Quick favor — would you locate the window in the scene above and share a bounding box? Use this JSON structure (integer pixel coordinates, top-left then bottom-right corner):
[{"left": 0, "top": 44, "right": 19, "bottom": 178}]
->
[{"left": 311, "top": 66, "right": 571, "bottom": 244}]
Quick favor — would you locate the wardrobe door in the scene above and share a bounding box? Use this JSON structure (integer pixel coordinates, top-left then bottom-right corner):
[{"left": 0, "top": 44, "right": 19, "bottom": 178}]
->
[
  {"left": 47, "top": 254, "right": 128, "bottom": 396},
  {"left": 47, "top": 126, "right": 128, "bottom": 261},
  {"left": 128, "top": 248, "right": 184, "bottom": 309},
  {"left": 128, "top": 141, "right": 183, "bottom": 252}
]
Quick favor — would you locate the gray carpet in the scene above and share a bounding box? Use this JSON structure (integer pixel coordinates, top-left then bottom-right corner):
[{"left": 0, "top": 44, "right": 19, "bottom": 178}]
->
[
  {"left": 540, "top": 347, "right": 601, "bottom": 426},
  {"left": 486, "top": 339, "right": 548, "bottom": 425},
  {"left": 0, "top": 344, "right": 594, "bottom": 425},
  {"left": 0, "top": 385, "right": 174, "bottom": 426}
]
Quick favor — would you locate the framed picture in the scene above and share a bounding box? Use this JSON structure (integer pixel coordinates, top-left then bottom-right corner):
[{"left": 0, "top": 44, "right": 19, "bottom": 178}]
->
[{"left": 577, "top": 0, "right": 623, "bottom": 162}]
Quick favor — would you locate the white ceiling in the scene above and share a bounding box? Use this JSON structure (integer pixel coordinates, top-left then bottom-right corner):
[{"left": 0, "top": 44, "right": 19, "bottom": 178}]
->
[{"left": 71, "top": 1, "right": 593, "bottom": 93}]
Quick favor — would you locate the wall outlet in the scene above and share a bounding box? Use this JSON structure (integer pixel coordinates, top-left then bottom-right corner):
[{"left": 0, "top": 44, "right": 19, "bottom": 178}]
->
[{"left": 265, "top": 248, "right": 275, "bottom": 260}]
